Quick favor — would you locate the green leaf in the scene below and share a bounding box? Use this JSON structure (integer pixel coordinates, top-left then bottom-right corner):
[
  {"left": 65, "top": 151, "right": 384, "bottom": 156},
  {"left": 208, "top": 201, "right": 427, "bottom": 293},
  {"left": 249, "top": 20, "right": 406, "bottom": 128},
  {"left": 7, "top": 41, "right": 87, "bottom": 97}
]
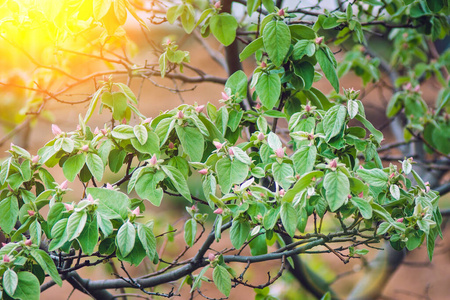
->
[
  {"left": 115, "top": 83, "right": 137, "bottom": 104},
  {"left": 283, "top": 171, "right": 323, "bottom": 203},
  {"left": 324, "top": 171, "right": 350, "bottom": 212},
  {"left": 225, "top": 70, "right": 248, "bottom": 98},
  {"left": 239, "top": 37, "right": 263, "bottom": 61},
  {"left": 133, "top": 124, "right": 148, "bottom": 145},
  {"left": 191, "top": 266, "right": 210, "bottom": 292},
  {"left": 161, "top": 165, "right": 192, "bottom": 201},
  {"left": 0, "top": 196, "right": 18, "bottom": 234},
  {"left": 87, "top": 187, "right": 130, "bottom": 219},
  {"left": 61, "top": 138, "right": 74, "bottom": 153},
  {"left": 323, "top": 105, "right": 347, "bottom": 141},
  {"left": 210, "top": 13, "right": 238, "bottom": 46},
  {"left": 155, "top": 118, "right": 175, "bottom": 146},
  {"left": 281, "top": 202, "right": 298, "bottom": 237},
  {"left": 357, "top": 168, "right": 388, "bottom": 187},
  {"left": 213, "top": 265, "right": 231, "bottom": 297},
  {"left": 289, "top": 24, "right": 316, "bottom": 40},
  {"left": 67, "top": 211, "right": 87, "bottom": 241},
  {"left": 77, "top": 215, "right": 99, "bottom": 255},
  {"left": 86, "top": 153, "right": 104, "bottom": 181},
  {"left": 231, "top": 147, "right": 252, "bottom": 165},
  {"left": 12, "top": 272, "right": 40, "bottom": 300},
  {"left": 135, "top": 171, "right": 165, "bottom": 206},
  {"left": 316, "top": 48, "right": 339, "bottom": 93},
  {"left": 3, "top": 269, "right": 18, "bottom": 296},
  {"left": 116, "top": 221, "right": 136, "bottom": 257},
  {"left": 292, "top": 146, "right": 317, "bottom": 175},
  {"left": 137, "top": 224, "right": 156, "bottom": 258},
  {"left": 30, "top": 249, "right": 62, "bottom": 286},
  {"left": 184, "top": 218, "right": 197, "bottom": 246},
  {"left": 426, "top": 0, "right": 443, "bottom": 12},
  {"left": 176, "top": 125, "right": 204, "bottom": 162},
  {"left": 131, "top": 131, "right": 160, "bottom": 155},
  {"left": 272, "top": 163, "right": 294, "bottom": 190},
  {"left": 351, "top": 197, "right": 372, "bottom": 219},
  {"left": 347, "top": 100, "right": 358, "bottom": 119},
  {"left": 181, "top": 3, "right": 196, "bottom": 33},
  {"left": 390, "top": 184, "right": 400, "bottom": 200},
  {"left": 263, "top": 20, "right": 291, "bottom": 67},
  {"left": 112, "top": 92, "right": 128, "bottom": 120},
  {"left": 111, "top": 125, "right": 135, "bottom": 140},
  {"left": 355, "top": 114, "right": 383, "bottom": 144},
  {"left": 216, "top": 158, "right": 248, "bottom": 193},
  {"left": 256, "top": 72, "right": 281, "bottom": 109},
  {"left": 293, "top": 61, "right": 315, "bottom": 90},
  {"left": 63, "top": 154, "right": 86, "bottom": 182},
  {"left": 230, "top": 220, "right": 250, "bottom": 249},
  {"left": 84, "top": 87, "right": 103, "bottom": 123}
]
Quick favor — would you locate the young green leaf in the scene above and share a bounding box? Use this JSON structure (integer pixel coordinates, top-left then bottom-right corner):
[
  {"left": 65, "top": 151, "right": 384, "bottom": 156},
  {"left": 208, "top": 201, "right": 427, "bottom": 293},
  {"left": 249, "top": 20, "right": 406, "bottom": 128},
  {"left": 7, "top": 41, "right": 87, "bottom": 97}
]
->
[
  {"left": 116, "top": 221, "right": 136, "bottom": 257},
  {"left": 3, "top": 269, "right": 18, "bottom": 296},
  {"left": 184, "top": 218, "right": 197, "bottom": 246},
  {"left": 316, "top": 48, "right": 339, "bottom": 93},
  {"left": 12, "top": 272, "right": 40, "bottom": 300},
  {"left": 256, "top": 72, "right": 281, "bottom": 109},
  {"left": 324, "top": 171, "right": 350, "bottom": 212},
  {"left": 239, "top": 37, "right": 263, "bottom": 61},
  {"left": 213, "top": 265, "right": 231, "bottom": 297},
  {"left": 281, "top": 202, "right": 298, "bottom": 237},
  {"left": 210, "top": 13, "right": 238, "bottom": 46},
  {"left": 263, "top": 20, "right": 291, "bottom": 67}
]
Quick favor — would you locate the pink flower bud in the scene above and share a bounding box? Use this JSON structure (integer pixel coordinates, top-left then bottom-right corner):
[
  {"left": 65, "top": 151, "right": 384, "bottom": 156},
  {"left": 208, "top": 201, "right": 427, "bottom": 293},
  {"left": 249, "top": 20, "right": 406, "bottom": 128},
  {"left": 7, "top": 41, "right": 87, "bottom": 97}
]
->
[
  {"left": 389, "top": 173, "right": 395, "bottom": 178},
  {"left": 58, "top": 180, "right": 69, "bottom": 190},
  {"left": 260, "top": 192, "right": 265, "bottom": 197},
  {"left": 76, "top": 125, "right": 82, "bottom": 131},
  {"left": 396, "top": 217, "right": 404, "bottom": 223},
  {"left": 359, "top": 165, "right": 364, "bottom": 169},
  {"left": 168, "top": 142, "right": 175, "bottom": 149},
  {"left": 94, "top": 127, "right": 100, "bottom": 135},
  {"left": 198, "top": 169, "right": 208, "bottom": 175},
  {"left": 213, "top": 141, "right": 224, "bottom": 150},
  {"left": 255, "top": 103, "right": 261, "bottom": 109},
  {"left": 3, "top": 255, "right": 10, "bottom": 263},
  {"left": 121, "top": 118, "right": 127, "bottom": 124},
  {"left": 256, "top": 214, "right": 263, "bottom": 221},
  {"left": 143, "top": 117, "right": 152, "bottom": 124},
  {"left": 329, "top": 159, "right": 337, "bottom": 169},
  {"left": 106, "top": 183, "right": 114, "bottom": 190},
  {"left": 279, "top": 189, "right": 285, "bottom": 196},
  {"left": 260, "top": 61, "right": 267, "bottom": 68},
  {"left": 100, "top": 128, "right": 108, "bottom": 136},
  {"left": 81, "top": 145, "right": 89, "bottom": 152},
  {"left": 166, "top": 39, "right": 171, "bottom": 45},
  {"left": 315, "top": 37, "right": 323, "bottom": 45},
  {"left": 131, "top": 206, "right": 140, "bottom": 216},
  {"left": 64, "top": 203, "right": 74, "bottom": 211},
  {"left": 221, "top": 92, "right": 230, "bottom": 101},
  {"left": 214, "top": 1, "right": 221, "bottom": 9},
  {"left": 1, "top": 242, "right": 6, "bottom": 247},
  {"left": 425, "top": 182, "right": 430, "bottom": 193},
  {"left": 149, "top": 154, "right": 158, "bottom": 166},
  {"left": 24, "top": 239, "right": 32, "bottom": 246},
  {"left": 195, "top": 105, "right": 205, "bottom": 113},
  {"left": 52, "top": 124, "right": 62, "bottom": 136},
  {"left": 305, "top": 105, "right": 311, "bottom": 112},
  {"left": 347, "top": 194, "right": 352, "bottom": 199},
  {"left": 247, "top": 190, "right": 252, "bottom": 196},
  {"left": 9, "top": 143, "right": 15, "bottom": 151},
  {"left": 213, "top": 208, "right": 223, "bottom": 214},
  {"left": 191, "top": 205, "right": 198, "bottom": 212},
  {"left": 275, "top": 147, "right": 284, "bottom": 158},
  {"left": 86, "top": 194, "right": 95, "bottom": 203},
  {"left": 414, "top": 85, "right": 420, "bottom": 92},
  {"left": 358, "top": 191, "right": 364, "bottom": 198},
  {"left": 31, "top": 155, "right": 39, "bottom": 164},
  {"left": 176, "top": 111, "right": 184, "bottom": 119},
  {"left": 27, "top": 210, "right": 35, "bottom": 217},
  {"left": 278, "top": 8, "right": 285, "bottom": 16},
  {"left": 257, "top": 132, "right": 265, "bottom": 141},
  {"left": 295, "top": 174, "right": 300, "bottom": 180},
  {"left": 208, "top": 253, "right": 215, "bottom": 261},
  {"left": 404, "top": 82, "right": 412, "bottom": 91},
  {"left": 228, "top": 148, "right": 234, "bottom": 156}
]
